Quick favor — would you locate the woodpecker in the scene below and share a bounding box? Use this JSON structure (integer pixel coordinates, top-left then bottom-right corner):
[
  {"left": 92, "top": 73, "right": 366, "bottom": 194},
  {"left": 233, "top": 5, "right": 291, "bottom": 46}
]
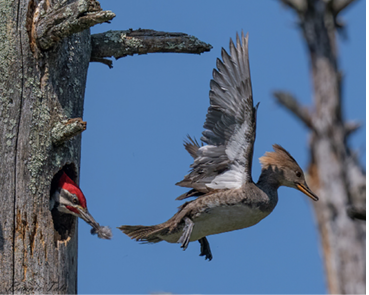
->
[{"left": 50, "top": 171, "right": 112, "bottom": 239}]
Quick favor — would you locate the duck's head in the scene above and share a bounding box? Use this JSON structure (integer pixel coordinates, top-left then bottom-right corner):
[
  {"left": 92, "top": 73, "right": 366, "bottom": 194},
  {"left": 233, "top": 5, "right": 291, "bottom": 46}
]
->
[{"left": 259, "top": 144, "right": 319, "bottom": 201}]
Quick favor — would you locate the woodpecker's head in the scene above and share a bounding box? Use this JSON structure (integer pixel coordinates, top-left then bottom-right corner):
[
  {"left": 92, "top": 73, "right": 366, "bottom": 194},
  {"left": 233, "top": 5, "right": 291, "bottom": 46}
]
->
[{"left": 51, "top": 171, "right": 112, "bottom": 239}]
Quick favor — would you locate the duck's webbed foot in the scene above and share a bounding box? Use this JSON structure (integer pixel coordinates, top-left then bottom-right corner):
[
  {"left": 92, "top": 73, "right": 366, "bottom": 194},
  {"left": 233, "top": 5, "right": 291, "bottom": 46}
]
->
[
  {"left": 199, "top": 237, "right": 213, "bottom": 261},
  {"left": 177, "top": 217, "right": 194, "bottom": 250}
]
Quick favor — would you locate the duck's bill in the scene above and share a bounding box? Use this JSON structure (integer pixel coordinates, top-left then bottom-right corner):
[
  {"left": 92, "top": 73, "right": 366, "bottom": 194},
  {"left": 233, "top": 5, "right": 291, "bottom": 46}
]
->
[{"left": 296, "top": 183, "right": 319, "bottom": 201}]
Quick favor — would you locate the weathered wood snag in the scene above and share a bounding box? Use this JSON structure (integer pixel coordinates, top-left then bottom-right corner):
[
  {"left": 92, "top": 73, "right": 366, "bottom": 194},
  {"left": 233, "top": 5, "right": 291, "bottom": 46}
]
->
[
  {"left": 0, "top": 1, "right": 211, "bottom": 293},
  {"left": 276, "top": 0, "right": 365, "bottom": 293},
  {"left": 90, "top": 29, "right": 213, "bottom": 68}
]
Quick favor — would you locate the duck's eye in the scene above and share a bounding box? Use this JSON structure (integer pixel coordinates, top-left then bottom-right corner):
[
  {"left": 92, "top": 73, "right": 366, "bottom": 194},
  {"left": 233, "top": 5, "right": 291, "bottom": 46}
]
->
[
  {"left": 72, "top": 198, "right": 79, "bottom": 205},
  {"left": 296, "top": 171, "right": 302, "bottom": 178}
]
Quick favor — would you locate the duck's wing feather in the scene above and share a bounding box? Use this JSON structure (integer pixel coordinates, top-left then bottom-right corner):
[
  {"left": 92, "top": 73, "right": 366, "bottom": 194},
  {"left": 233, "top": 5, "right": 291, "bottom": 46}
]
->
[{"left": 176, "top": 32, "right": 258, "bottom": 195}]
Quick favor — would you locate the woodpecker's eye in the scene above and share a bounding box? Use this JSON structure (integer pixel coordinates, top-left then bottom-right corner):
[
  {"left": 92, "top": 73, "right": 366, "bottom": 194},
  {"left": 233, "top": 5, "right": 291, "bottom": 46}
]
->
[
  {"left": 72, "top": 198, "right": 79, "bottom": 205},
  {"left": 295, "top": 171, "right": 302, "bottom": 178}
]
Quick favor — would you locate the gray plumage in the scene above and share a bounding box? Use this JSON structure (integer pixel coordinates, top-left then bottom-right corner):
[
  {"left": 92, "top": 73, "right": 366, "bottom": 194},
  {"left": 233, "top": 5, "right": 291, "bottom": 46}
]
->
[
  {"left": 176, "top": 32, "right": 258, "bottom": 194},
  {"left": 119, "top": 32, "right": 318, "bottom": 261}
]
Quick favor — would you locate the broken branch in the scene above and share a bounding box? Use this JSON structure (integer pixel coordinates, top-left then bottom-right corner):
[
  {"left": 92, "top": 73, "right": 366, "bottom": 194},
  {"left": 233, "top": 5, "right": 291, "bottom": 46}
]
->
[
  {"left": 51, "top": 118, "right": 87, "bottom": 146},
  {"left": 90, "top": 29, "right": 212, "bottom": 66},
  {"left": 35, "top": 0, "right": 115, "bottom": 50},
  {"left": 280, "top": 0, "right": 307, "bottom": 13},
  {"left": 331, "top": 0, "right": 358, "bottom": 15},
  {"left": 344, "top": 120, "right": 361, "bottom": 137},
  {"left": 90, "top": 57, "right": 113, "bottom": 68},
  {"left": 273, "top": 91, "right": 314, "bottom": 130},
  {"left": 347, "top": 206, "right": 366, "bottom": 220}
]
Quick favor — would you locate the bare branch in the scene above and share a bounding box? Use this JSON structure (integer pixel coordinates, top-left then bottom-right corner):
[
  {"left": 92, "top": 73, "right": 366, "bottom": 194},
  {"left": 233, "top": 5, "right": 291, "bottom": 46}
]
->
[
  {"left": 280, "top": 0, "right": 307, "bottom": 13},
  {"left": 90, "top": 57, "right": 113, "bottom": 68},
  {"left": 273, "top": 91, "right": 314, "bottom": 130},
  {"left": 35, "top": 0, "right": 115, "bottom": 50},
  {"left": 345, "top": 152, "right": 366, "bottom": 212},
  {"left": 280, "top": 0, "right": 357, "bottom": 14},
  {"left": 347, "top": 206, "right": 366, "bottom": 220},
  {"left": 344, "top": 120, "right": 361, "bottom": 136},
  {"left": 90, "top": 29, "right": 212, "bottom": 63},
  {"left": 51, "top": 118, "right": 87, "bottom": 146},
  {"left": 332, "top": 0, "right": 358, "bottom": 15}
]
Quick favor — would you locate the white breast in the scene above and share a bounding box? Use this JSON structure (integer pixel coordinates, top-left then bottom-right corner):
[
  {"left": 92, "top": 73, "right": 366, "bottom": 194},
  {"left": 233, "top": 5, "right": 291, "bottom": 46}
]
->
[
  {"left": 189, "top": 204, "right": 270, "bottom": 241},
  {"left": 159, "top": 204, "right": 271, "bottom": 244}
]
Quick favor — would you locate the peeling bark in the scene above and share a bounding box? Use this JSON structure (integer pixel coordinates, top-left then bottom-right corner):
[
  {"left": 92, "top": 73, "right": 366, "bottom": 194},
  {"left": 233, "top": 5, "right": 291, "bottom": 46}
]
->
[
  {"left": 0, "top": 0, "right": 94, "bottom": 293},
  {"left": 275, "top": 0, "right": 365, "bottom": 293},
  {"left": 34, "top": 0, "right": 115, "bottom": 51}
]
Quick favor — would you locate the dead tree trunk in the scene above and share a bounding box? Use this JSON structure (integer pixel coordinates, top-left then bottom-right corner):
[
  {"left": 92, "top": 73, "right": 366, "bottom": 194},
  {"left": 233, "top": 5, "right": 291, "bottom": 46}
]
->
[
  {"left": 0, "top": 1, "right": 211, "bottom": 293},
  {"left": 275, "top": 0, "right": 365, "bottom": 293},
  {"left": 0, "top": 0, "right": 113, "bottom": 293}
]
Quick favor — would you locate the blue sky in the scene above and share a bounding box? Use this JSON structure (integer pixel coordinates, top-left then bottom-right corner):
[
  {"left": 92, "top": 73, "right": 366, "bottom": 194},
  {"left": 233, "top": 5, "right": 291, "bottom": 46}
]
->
[{"left": 77, "top": 1, "right": 365, "bottom": 294}]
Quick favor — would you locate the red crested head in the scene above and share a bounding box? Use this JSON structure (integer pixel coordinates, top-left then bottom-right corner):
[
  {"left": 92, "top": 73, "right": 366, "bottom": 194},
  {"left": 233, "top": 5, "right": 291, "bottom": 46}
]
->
[
  {"left": 54, "top": 172, "right": 111, "bottom": 239},
  {"left": 59, "top": 172, "right": 87, "bottom": 209}
]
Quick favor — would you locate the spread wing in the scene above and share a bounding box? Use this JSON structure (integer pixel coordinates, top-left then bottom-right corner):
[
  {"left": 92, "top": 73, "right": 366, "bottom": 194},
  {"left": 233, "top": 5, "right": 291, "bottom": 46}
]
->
[{"left": 176, "top": 32, "right": 258, "bottom": 199}]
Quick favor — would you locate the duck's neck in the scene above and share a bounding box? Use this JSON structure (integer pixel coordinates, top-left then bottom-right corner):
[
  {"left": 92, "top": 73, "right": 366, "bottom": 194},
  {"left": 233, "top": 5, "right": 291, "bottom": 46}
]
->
[
  {"left": 252, "top": 167, "right": 280, "bottom": 210},
  {"left": 256, "top": 167, "right": 282, "bottom": 192}
]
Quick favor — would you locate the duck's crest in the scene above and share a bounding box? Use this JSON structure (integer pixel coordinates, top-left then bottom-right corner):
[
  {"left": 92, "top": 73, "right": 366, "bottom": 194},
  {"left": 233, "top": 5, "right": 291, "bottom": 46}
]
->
[{"left": 259, "top": 144, "right": 298, "bottom": 169}]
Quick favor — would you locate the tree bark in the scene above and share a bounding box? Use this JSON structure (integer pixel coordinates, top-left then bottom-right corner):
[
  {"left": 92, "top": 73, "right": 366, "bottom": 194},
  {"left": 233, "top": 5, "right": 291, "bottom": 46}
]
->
[
  {"left": 0, "top": 0, "right": 102, "bottom": 292},
  {"left": 275, "top": 0, "right": 365, "bottom": 293},
  {"left": 0, "top": 1, "right": 211, "bottom": 293}
]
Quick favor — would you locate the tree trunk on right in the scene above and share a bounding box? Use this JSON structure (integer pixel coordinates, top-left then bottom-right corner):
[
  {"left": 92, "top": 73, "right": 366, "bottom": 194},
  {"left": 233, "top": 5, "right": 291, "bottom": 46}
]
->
[{"left": 275, "top": 0, "right": 365, "bottom": 294}]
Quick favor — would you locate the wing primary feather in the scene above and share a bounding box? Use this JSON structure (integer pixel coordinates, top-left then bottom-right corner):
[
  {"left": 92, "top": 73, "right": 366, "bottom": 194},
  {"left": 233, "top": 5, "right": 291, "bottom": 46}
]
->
[
  {"left": 183, "top": 135, "right": 202, "bottom": 159},
  {"left": 176, "top": 32, "right": 257, "bottom": 196}
]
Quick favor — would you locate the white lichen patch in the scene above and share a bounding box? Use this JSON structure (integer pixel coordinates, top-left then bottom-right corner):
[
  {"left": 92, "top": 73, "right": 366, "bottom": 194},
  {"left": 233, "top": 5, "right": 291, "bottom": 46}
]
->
[
  {"left": 119, "top": 32, "right": 127, "bottom": 41},
  {"left": 51, "top": 116, "right": 86, "bottom": 149},
  {"left": 124, "top": 37, "right": 143, "bottom": 49},
  {"left": 77, "top": 0, "right": 88, "bottom": 13}
]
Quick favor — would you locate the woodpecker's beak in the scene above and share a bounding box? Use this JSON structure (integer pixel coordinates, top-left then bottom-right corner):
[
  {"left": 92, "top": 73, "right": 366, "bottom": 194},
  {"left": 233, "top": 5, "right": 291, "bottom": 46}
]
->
[
  {"left": 77, "top": 207, "right": 100, "bottom": 231},
  {"left": 76, "top": 207, "right": 112, "bottom": 239},
  {"left": 296, "top": 183, "right": 319, "bottom": 201}
]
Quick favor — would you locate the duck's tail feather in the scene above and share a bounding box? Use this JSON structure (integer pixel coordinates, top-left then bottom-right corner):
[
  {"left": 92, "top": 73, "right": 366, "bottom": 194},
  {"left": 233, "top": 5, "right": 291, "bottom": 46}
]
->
[{"left": 118, "top": 223, "right": 168, "bottom": 243}]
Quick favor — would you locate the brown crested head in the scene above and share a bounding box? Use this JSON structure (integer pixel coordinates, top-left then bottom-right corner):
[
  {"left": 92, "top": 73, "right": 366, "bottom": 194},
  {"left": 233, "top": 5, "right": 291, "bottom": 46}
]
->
[
  {"left": 259, "top": 144, "right": 300, "bottom": 171},
  {"left": 259, "top": 144, "right": 319, "bottom": 201}
]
